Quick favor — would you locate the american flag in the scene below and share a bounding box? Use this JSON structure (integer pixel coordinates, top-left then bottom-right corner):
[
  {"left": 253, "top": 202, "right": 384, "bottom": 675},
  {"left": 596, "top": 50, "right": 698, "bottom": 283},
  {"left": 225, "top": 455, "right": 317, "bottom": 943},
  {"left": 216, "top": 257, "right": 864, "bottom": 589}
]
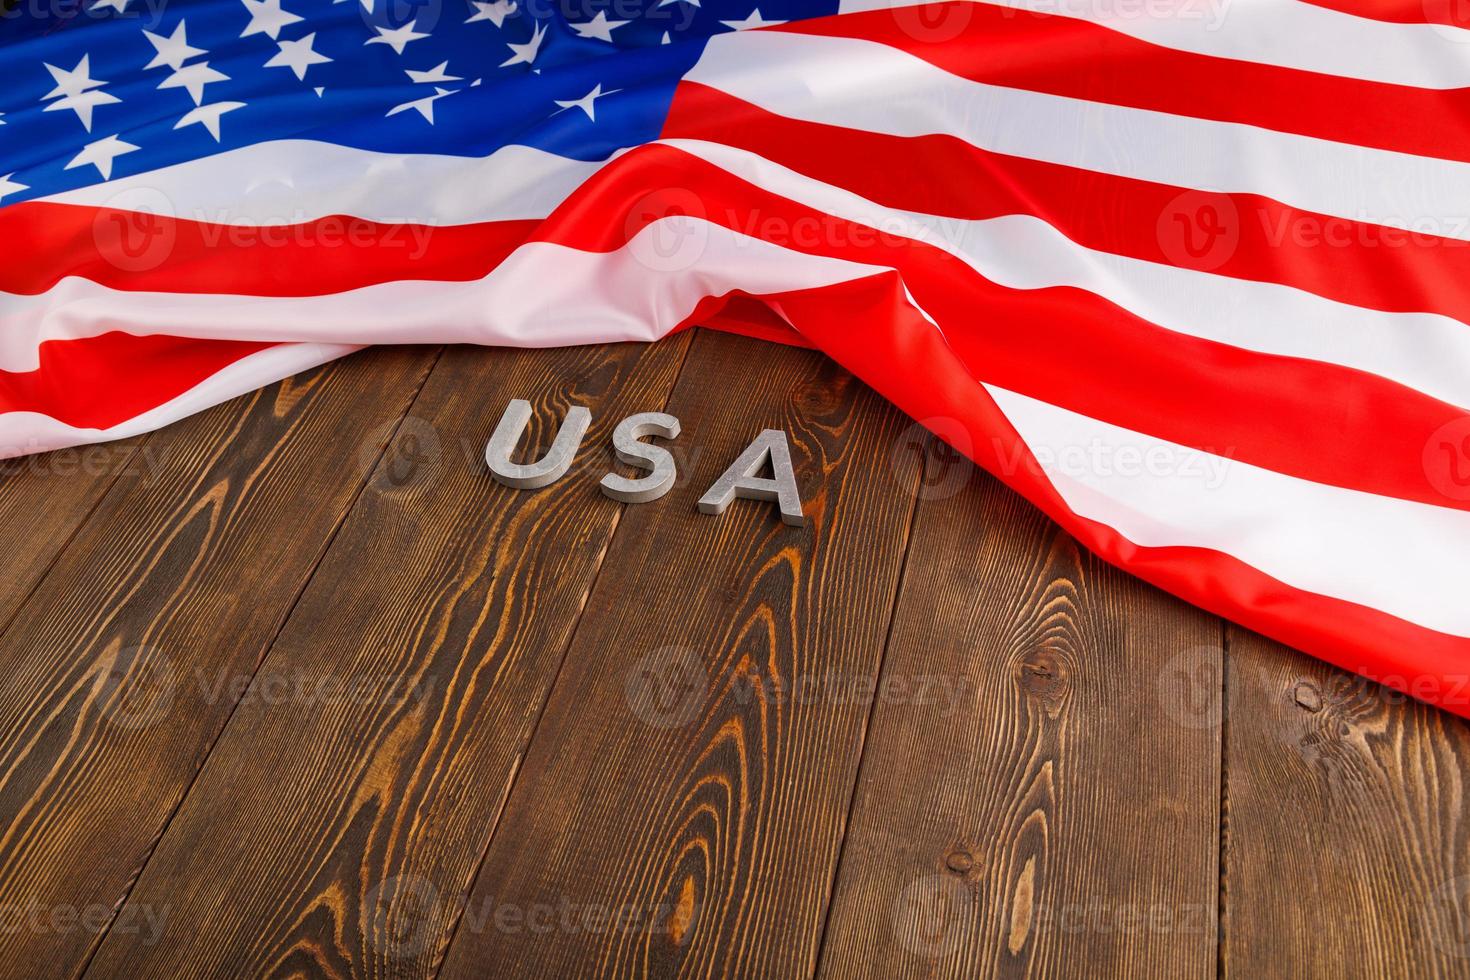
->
[{"left": 4, "top": 0, "right": 1470, "bottom": 714}]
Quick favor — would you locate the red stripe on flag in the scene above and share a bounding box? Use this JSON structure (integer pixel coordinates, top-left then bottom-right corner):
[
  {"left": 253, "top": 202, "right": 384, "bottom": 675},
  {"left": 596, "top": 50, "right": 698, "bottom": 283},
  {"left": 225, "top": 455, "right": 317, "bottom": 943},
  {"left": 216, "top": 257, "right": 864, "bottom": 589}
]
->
[
  {"left": 662, "top": 81, "right": 1470, "bottom": 327},
  {"left": 0, "top": 201, "right": 536, "bottom": 296},
  {"left": 538, "top": 144, "right": 1470, "bottom": 511},
  {"left": 1299, "top": 0, "right": 1470, "bottom": 28},
  {"left": 9, "top": 140, "right": 1466, "bottom": 512},
  {"left": 768, "top": 271, "right": 1470, "bottom": 718},
  {"left": 0, "top": 332, "right": 276, "bottom": 430},
  {"left": 775, "top": 2, "right": 1470, "bottom": 163}
]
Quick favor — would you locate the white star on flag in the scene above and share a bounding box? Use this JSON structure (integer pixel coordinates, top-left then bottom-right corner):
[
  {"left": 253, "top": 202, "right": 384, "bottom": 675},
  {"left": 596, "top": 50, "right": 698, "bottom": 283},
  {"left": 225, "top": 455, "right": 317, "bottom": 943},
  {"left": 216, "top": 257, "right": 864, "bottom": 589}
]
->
[
  {"left": 43, "top": 54, "right": 107, "bottom": 98},
  {"left": 175, "top": 101, "right": 246, "bottom": 141},
  {"left": 0, "top": 173, "right": 28, "bottom": 202},
  {"left": 386, "top": 85, "right": 454, "bottom": 123},
  {"left": 466, "top": 0, "right": 516, "bottom": 26},
  {"left": 366, "top": 22, "right": 430, "bottom": 56},
  {"left": 405, "top": 61, "right": 462, "bottom": 83},
  {"left": 65, "top": 134, "right": 139, "bottom": 180},
  {"left": 159, "top": 62, "right": 230, "bottom": 105},
  {"left": 571, "top": 11, "right": 629, "bottom": 42},
  {"left": 239, "top": 0, "right": 304, "bottom": 40},
  {"left": 719, "top": 7, "right": 785, "bottom": 29},
  {"left": 265, "top": 33, "right": 332, "bottom": 80},
  {"left": 42, "top": 56, "right": 120, "bottom": 131},
  {"left": 553, "top": 82, "right": 619, "bottom": 121},
  {"left": 143, "top": 23, "right": 206, "bottom": 71},
  {"left": 500, "top": 21, "right": 547, "bottom": 67},
  {"left": 43, "top": 89, "right": 123, "bottom": 131},
  {"left": 90, "top": 0, "right": 132, "bottom": 11}
]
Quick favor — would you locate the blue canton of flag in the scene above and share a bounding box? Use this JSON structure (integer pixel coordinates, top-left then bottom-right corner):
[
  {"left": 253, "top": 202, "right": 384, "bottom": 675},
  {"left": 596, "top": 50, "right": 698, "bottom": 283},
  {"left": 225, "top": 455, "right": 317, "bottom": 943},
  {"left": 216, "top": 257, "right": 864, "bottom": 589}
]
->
[{"left": 0, "top": 0, "right": 838, "bottom": 202}]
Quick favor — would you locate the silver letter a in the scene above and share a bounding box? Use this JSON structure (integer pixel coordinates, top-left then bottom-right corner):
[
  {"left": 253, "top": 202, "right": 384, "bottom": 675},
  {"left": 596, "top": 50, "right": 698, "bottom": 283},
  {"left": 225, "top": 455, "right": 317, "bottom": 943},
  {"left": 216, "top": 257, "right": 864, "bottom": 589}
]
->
[{"left": 697, "top": 429, "right": 805, "bottom": 526}]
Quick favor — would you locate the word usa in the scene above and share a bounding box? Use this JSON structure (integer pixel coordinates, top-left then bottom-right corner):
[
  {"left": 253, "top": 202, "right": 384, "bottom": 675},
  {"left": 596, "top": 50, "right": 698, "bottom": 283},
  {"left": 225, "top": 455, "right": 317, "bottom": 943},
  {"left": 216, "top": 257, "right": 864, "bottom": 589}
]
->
[{"left": 484, "top": 400, "right": 806, "bottom": 527}]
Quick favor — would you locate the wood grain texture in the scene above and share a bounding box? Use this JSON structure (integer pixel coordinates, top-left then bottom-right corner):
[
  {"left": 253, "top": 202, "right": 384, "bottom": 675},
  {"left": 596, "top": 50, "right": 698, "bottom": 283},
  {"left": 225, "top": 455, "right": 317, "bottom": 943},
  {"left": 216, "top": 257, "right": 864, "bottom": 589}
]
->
[
  {"left": 1222, "top": 626, "right": 1470, "bottom": 979},
  {"left": 816, "top": 444, "right": 1222, "bottom": 980},
  {"left": 437, "top": 331, "right": 924, "bottom": 980},
  {"left": 81, "top": 337, "right": 693, "bottom": 980},
  {"left": 0, "top": 348, "right": 435, "bottom": 977},
  {"left": 2, "top": 337, "right": 1467, "bottom": 980},
  {"left": 0, "top": 439, "right": 141, "bottom": 627}
]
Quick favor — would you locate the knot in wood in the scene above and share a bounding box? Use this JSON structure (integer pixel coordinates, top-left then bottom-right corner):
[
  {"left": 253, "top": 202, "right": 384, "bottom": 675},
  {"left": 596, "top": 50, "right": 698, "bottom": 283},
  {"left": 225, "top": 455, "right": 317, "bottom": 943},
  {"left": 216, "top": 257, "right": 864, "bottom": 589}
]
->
[{"left": 1016, "top": 649, "right": 1069, "bottom": 700}]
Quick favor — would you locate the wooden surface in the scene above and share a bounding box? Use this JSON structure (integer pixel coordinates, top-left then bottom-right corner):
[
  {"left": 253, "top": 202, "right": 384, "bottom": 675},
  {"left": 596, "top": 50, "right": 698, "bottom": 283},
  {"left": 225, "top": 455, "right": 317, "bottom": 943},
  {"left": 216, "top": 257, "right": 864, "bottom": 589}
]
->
[{"left": 0, "top": 332, "right": 1466, "bottom": 979}]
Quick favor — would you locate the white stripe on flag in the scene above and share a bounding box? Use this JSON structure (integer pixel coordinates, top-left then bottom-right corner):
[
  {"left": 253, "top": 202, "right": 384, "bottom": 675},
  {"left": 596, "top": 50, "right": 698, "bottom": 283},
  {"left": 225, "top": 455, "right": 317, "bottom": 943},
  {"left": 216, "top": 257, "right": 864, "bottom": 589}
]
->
[
  {"left": 988, "top": 382, "right": 1470, "bottom": 638},
  {"left": 43, "top": 140, "right": 607, "bottom": 226},
  {"left": 0, "top": 219, "right": 891, "bottom": 372},
  {"left": 0, "top": 342, "right": 356, "bottom": 457},
  {"left": 12, "top": 140, "right": 1470, "bottom": 416},
  {"left": 839, "top": 0, "right": 1470, "bottom": 89},
  {"left": 688, "top": 29, "right": 1470, "bottom": 239}
]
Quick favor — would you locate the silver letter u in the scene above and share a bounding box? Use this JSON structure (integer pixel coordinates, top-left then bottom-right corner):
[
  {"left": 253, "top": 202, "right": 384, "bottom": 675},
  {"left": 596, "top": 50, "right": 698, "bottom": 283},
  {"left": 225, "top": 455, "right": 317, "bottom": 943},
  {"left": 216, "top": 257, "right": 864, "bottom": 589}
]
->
[{"left": 485, "top": 399, "right": 591, "bottom": 489}]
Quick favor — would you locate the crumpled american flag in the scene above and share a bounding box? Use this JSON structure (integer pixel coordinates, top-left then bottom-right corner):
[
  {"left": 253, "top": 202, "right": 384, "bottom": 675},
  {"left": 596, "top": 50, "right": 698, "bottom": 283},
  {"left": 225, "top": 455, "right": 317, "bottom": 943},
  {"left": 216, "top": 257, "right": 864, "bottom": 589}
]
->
[{"left": 4, "top": 0, "right": 1470, "bottom": 713}]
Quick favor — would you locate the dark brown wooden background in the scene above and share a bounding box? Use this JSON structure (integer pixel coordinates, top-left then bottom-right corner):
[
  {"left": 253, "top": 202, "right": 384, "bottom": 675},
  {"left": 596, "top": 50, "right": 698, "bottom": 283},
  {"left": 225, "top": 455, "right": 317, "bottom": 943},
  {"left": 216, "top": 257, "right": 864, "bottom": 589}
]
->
[{"left": 1, "top": 333, "right": 1467, "bottom": 979}]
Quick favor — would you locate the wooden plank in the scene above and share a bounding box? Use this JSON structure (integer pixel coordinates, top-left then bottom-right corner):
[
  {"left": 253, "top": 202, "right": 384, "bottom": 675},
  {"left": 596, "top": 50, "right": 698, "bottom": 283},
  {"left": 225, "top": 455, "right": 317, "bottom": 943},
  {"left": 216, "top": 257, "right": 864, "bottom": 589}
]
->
[
  {"left": 816, "top": 449, "right": 1222, "bottom": 979},
  {"left": 0, "top": 347, "right": 435, "bottom": 973},
  {"left": 80, "top": 337, "right": 692, "bottom": 980},
  {"left": 1221, "top": 627, "right": 1470, "bottom": 978},
  {"left": 437, "top": 331, "right": 925, "bottom": 979},
  {"left": 0, "top": 438, "right": 142, "bottom": 626}
]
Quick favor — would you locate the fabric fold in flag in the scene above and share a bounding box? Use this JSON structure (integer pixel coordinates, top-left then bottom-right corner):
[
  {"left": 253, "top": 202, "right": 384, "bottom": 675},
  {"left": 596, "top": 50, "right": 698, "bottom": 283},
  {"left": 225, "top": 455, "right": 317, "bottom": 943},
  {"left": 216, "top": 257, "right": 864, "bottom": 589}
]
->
[{"left": 3, "top": 0, "right": 1469, "bottom": 715}]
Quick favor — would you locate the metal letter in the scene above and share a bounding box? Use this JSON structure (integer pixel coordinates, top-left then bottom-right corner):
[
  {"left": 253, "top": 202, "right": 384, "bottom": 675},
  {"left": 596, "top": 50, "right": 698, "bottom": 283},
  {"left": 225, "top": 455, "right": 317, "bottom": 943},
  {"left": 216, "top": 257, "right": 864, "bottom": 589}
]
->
[
  {"left": 697, "top": 429, "right": 806, "bottom": 526},
  {"left": 600, "top": 412, "right": 681, "bottom": 504},
  {"left": 484, "top": 399, "right": 590, "bottom": 489}
]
